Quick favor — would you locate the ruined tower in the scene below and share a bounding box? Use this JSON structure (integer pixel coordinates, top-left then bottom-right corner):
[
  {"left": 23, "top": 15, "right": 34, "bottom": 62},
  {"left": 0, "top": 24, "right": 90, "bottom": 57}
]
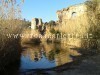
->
[{"left": 31, "top": 18, "right": 42, "bottom": 30}]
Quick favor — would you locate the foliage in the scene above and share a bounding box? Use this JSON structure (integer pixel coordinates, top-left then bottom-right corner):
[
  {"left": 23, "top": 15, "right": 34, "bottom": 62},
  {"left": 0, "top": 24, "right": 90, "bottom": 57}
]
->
[
  {"left": 80, "top": 0, "right": 100, "bottom": 49},
  {"left": 0, "top": 0, "right": 25, "bottom": 66},
  {"left": 48, "top": 20, "right": 56, "bottom": 27},
  {"left": 50, "top": 28, "right": 55, "bottom": 34},
  {"left": 85, "top": 0, "right": 100, "bottom": 39}
]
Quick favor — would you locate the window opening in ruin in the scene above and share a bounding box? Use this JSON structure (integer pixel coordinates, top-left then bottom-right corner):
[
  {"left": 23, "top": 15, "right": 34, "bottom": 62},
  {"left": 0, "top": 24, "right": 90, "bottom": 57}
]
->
[{"left": 72, "top": 12, "right": 76, "bottom": 18}]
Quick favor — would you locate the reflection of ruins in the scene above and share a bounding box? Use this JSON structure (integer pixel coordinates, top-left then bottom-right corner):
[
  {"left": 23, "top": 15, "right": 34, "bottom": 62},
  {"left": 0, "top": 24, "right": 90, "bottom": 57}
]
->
[
  {"left": 22, "top": 45, "right": 43, "bottom": 61},
  {"left": 55, "top": 50, "right": 73, "bottom": 66},
  {"left": 22, "top": 43, "right": 81, "bottom": 66}
]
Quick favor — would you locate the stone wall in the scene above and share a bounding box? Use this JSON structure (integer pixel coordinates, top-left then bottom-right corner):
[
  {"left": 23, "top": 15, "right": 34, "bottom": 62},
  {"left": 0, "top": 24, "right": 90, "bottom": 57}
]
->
[
  {"left": 56, "top": 4, "right": 89, "bottom": 35},
  {"left": 31, "top": 18, "right": 42, "bottom": 30}
]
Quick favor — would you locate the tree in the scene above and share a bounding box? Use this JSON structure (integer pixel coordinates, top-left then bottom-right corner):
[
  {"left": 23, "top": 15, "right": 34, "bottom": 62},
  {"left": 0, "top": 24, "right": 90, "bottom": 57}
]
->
[
  {"left": 0, "top": 0, "right": 25, "bottom": 31},
  {"left": 49, "top": 20, "right": 56, "bottom": 27},
  {"left": 0, "top": 0, "right": 24, "bottom": 20}
]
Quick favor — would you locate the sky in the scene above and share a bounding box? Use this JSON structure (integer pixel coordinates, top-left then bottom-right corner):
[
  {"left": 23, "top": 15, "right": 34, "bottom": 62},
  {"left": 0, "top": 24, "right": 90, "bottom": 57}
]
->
[{"left": 22, "top": 0, "right": 86, "bottom": 22}]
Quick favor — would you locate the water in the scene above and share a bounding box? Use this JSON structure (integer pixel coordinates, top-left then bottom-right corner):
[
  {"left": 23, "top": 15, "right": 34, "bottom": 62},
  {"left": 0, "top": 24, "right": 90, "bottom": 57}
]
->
[{"left": 19, "top": 43, "right": 81, "bottom": 71}]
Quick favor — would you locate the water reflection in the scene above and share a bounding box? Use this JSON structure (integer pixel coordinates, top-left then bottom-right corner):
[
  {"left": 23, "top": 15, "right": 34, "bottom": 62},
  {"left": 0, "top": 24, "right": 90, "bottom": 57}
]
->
[
  {"left": 0, "top": 40, "right": 99, "bottom": 75},
  {"left": 20, "top": 42, "right": 81, "bottom": 70}
]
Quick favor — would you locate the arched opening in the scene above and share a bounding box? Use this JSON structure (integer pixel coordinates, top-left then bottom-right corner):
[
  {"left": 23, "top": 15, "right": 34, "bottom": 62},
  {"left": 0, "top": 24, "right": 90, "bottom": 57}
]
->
[{"left": 72, "top": 12, "right": 76, "bottom": 18}]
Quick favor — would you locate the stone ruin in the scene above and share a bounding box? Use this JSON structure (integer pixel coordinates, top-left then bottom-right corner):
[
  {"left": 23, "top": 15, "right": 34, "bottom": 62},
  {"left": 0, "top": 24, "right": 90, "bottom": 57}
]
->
[
  {"left": 56, "top": 4, "right": 88, "bottom": 34},
  {"left": 31, "top": 18, "right": 46, "bottom": 35},
  {"left": 56, "top": 3, "right": 99, "bottom": 34},
  {"left": 56, "top": 3, "right": 100, "bottom": 48},
  {"left": 31, "top": 18, "right": 43, "bottom": 30}
]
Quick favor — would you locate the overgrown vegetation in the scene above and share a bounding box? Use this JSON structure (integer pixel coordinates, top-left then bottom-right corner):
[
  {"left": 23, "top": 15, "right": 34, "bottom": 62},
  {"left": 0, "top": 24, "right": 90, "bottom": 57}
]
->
[
  {"left": 0, "top": 0, "right": 25, "bottom": 69},
  {"left": 81, "top": 0, "right": 100, "bottom": 49},
  {"left": 85, "top": 0, "right": 100, "bottom": 39}
]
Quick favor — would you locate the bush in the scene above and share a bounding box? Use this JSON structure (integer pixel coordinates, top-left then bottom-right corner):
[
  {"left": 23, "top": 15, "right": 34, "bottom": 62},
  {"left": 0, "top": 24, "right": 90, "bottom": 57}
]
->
[{"left": 50, "top": 28, "right": 55, "bottom": 34}]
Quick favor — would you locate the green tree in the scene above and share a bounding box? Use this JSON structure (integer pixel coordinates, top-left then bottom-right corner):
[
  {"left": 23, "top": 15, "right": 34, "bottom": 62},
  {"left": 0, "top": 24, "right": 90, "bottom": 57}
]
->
[{"left": 49, "top": 20, "right": 56, "bottom": 27}]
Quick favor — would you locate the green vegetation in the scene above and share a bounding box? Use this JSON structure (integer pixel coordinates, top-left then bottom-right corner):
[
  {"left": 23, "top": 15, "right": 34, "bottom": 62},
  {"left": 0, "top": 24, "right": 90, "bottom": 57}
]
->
[
  {"left": 50, "top": 28, "right": 55, "bottom": 34},
  {"left": 49, "top": 20, "right": 56, "bottom": 26}
]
